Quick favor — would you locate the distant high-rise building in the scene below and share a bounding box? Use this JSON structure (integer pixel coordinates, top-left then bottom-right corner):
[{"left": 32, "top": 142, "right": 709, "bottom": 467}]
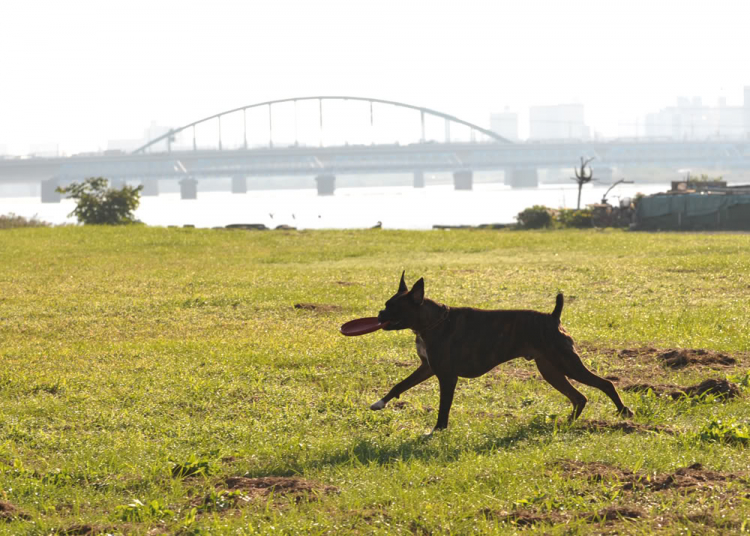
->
[
  {"left": 745, "top": 86, "right": 750, "bottom": 138},
  {"left": 529, "top": 104, "right": 589, "bottom": 140},
  {"left": 489, "top": 109, "right": 518, "bottom": 141},
  {"left": 645, "top": 92, "right": 746, "bottom": 140}
]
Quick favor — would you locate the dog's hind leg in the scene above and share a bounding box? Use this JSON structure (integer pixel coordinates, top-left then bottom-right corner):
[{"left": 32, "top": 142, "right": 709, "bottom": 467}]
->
[
  {"left": 535, "top": 357, "right": 588, "bottom": 421},
  {"left": 556, "top": 348, "right": 634, "bottom": 418},
  {"left": 370, "top": 364, "right": 434, "bottom": 410}
]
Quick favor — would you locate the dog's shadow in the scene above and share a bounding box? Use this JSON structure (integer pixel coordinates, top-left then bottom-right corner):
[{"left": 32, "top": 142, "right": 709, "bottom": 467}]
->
[{"left": 309, "top": 420, "right": 560, "bottom": 469}]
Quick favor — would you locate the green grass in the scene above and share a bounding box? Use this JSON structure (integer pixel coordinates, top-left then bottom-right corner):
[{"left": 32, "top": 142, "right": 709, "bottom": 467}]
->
[{"left": 1, "top": 226, "right": 749, "bottom": 534}]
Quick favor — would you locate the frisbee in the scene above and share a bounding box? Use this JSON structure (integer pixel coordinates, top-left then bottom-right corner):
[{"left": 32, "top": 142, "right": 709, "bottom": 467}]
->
[{"left": 340, "top": 317, "right": 389, "bottom": 336}]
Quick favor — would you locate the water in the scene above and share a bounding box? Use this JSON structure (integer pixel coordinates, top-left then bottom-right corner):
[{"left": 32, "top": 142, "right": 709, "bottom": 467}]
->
[{"left": 1, "top": 180, "right": 672, "bottom": 230}]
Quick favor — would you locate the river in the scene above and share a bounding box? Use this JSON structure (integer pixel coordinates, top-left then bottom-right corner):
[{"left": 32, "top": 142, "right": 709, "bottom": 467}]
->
[{"left": 1, "top": 176, "right": 676, "bottom": 230}]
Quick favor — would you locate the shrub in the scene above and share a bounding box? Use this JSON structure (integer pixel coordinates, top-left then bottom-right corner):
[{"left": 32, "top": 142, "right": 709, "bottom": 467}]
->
[
  {"left": 515, "top": 205, "right": 553, "bottom": 229},
  {"left": 57, "top": 177, "right": 143, "bottom": 225},
  {"left": 0, "top": 213, "right": 50, "bottom": 229},
  {"left": 556, "top": 208, "right": 594, "bottom": 229}
]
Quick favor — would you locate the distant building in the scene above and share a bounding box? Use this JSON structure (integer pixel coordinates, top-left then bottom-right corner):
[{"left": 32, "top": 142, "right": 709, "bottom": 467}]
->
[
  {"left": 107, "top": 121, "right": 178, "bottom": 153},
  {"left": 529, "top": 103, "right": 589, "bottom": 140},
  {"left": 489, "top": 109, "right": 518, "bottom": 141},
  {"left": 29, "top": 143, "right": 60, "bottom": 157},
  {"left": 645, "top": 88, "right": 749, "bottom": 140}
]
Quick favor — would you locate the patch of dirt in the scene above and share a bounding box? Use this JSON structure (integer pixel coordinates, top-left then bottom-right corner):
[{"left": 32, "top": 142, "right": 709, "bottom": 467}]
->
[
  {"left": 60, "top": 526, "right": 120, "bottom": 536},
  {"left": 223, "top": 476, "right": 338, "bottom": 501},
  {"left": 391, "top": 400, "right": 408, "bottom": 409},
  {"left": 587, "top": 506, "right": 644, "bottom": 522},
  {"left": 579, "top": 344, "right": 745, "bottom": 370},
  {"left": 335, "top": 281, "right": 360, "bottom": 286},
  {"left": 555, "top": 461, "right": 746, "bottom": 492},
  {"left": 622, "top": 379, "right": 741, "bottom": 401},
  {"left": 658, "top": 349, "right": 736, "bottom": 369},
  {"left": 482, "top": 508, "right": 567, "bottom": 526},
  {"left": 646, "top": 463, "right": 736, "bottom": 492},
  {"left": 576, "top": 419, "right": 674, "bottom": 435},
  {"left": 293, "top": 303, "right": 342, "bottom": 313},
  {"left": 681, "top": 379, "right": 742, "bottom": 399},
  {"left": 0, "top": 501, "right": 29, "bottom": 521}
]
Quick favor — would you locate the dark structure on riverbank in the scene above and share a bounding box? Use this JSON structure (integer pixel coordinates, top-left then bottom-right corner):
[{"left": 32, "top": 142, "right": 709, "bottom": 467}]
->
[{"left": 635, "top": 181, "right": 750, "bottom": 230}]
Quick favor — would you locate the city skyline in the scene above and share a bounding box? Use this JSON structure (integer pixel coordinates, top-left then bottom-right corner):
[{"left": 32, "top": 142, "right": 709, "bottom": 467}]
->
[{"left": 2, "top": 0, "right": 750, "bottom": 155}]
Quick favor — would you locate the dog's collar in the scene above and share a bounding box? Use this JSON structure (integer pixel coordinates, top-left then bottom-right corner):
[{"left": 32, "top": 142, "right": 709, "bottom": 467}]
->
[{"left": 421, "top": 305, "right": 450, "bottom": 333}]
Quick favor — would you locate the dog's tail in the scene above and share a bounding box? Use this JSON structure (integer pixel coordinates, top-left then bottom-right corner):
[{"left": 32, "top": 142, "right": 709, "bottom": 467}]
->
[{"left": 551, "top": 293, "right": 564, "bottom": 320}]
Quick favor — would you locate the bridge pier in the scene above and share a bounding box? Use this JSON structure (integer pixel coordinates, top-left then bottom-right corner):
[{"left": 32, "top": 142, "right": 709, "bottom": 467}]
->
[
  {"left": 179, "top": 177, "right": 198, "bottom": 199},
  {"left": 504, "top": 168, "right": 539, "bottom": 188},
  {"left": 141, "top": 178, "right": 159, "bottom": 196},
  {"left": 41, "top": 178, "right": 61, "bottom": 203},
  {"left": 231, "top": 176, "right": 247, "bottom": 194},
  {"left": 453, "top": 170, "right": 473, "bottom": 190},
  {"left": 413, "top": 171, "right": 425, "bottom": 188},
  {"left": 315, "top": 174, "right": 335, "bottom": 196}
]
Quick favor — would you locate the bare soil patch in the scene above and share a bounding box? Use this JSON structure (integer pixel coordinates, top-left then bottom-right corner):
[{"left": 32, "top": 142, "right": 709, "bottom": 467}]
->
[
  {"left": 587, "top": 506, "right": 644, "bottom": 522},
  {"left": 657, "top": 349, "right": 737, "bottom": 369},
  {"left": 555, "top": 460, "right": 747, "bottom": 492},
  {"left": 293, "top": 303, "right": 343, "bottom": 313},
  {"left": 223, "top": 476, "right": 338, "bottom": 501},
  {"left": 484, "top": 505, "right": 643, "bottom": 527},
  {"left": 623, "top": 378, "right": 741, "bottom": 401},
  {"left": 0, "top": 501, "right": 29, "bottom": 521},
  {"left": 580, "top": 344, "right": 745, "bottom": 370},
  {"left": 60, "top": 525, "right": 116, "bottom": 535},
  {"left": 482, "top": 508, "right": 566, "bottom": 526}
]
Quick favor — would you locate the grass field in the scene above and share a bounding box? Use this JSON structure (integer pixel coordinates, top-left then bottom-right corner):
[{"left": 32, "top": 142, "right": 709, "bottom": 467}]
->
[{"left": 1, "top": 226, "right": 749, "bottom": 534}]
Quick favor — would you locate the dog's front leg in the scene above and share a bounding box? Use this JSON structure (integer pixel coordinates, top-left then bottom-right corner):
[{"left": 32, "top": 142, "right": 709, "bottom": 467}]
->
[
  {"left": 370, "top": 363, "right": 434, "bottom": 410},
  {"left": 433, "top": 374, "right": 458, "bottom": 431}
]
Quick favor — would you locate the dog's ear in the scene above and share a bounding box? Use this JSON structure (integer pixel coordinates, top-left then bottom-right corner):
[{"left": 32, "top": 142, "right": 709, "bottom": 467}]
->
[
  {"left": 410, "top": 278, "right": 424, "bottom": 305},
  {"left": 398, "top": 271, "right": 407, "bottom": 293}
]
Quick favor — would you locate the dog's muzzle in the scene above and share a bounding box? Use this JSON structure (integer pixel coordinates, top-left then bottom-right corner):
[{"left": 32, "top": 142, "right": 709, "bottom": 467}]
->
[{"left": 378, "top": 310, "right": 401, "bottom": 330}]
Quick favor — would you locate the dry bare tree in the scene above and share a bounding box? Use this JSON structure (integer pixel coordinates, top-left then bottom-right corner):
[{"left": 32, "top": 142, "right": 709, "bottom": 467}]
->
[{"left": 571, "top": 157, "right": 595, "bottom": 209}]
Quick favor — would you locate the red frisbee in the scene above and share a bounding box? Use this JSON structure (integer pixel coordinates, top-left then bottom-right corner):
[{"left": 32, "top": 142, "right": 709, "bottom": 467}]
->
[{"left": 340, "top": 317, "right": 389, "bottom": 336}]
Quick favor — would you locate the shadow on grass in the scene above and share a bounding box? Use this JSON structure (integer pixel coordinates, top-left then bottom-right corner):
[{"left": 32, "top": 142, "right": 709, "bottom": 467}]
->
[{"left": 308, "top": 420, "right": 559, "bottom": 469}]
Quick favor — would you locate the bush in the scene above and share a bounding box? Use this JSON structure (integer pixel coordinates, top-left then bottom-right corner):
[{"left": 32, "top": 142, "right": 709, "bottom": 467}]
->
[
  {"left": 556, "top": 208, "right": 594, "bottom": 228},
  {"left": 57, "top": 177, "right": 143, "bottom": 225},
  {"left": 0, "top": 213, "right": 50, "bottom": 229},
  {"left": 515, "top": 205, "right": 553, "bottom": 229}
]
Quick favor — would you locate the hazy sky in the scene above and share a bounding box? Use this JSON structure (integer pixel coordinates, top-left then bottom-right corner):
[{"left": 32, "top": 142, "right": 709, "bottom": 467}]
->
[{"left": 1, "top": 0, "right": 749, "bottom": 154}]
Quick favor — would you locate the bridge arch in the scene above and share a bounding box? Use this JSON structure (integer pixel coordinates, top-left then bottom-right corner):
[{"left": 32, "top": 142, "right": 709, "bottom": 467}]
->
[{"left": 132, "top": 96, "right": 512, "bottom": 154}]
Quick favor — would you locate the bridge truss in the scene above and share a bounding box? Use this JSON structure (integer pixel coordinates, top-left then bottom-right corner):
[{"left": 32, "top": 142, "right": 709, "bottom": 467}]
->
[{"left": 132, "top": 96, "right": 512, "bottom": 154}]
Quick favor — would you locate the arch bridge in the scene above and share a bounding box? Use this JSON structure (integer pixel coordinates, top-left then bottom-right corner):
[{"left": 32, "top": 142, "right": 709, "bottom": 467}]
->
[{"left": 133, "top": 96, "right": 512, "bottom": 154}]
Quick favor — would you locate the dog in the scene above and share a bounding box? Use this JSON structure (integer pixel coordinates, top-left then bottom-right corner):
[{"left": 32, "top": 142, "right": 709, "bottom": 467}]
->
[{"left": 370, "top": 272, "right": 633, "bottom": 432}]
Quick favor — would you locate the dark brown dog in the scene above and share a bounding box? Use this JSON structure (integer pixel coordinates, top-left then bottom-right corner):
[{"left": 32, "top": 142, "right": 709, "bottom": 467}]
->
[{"left": 370, "top": 273, "right": 633, "bottom": 432}]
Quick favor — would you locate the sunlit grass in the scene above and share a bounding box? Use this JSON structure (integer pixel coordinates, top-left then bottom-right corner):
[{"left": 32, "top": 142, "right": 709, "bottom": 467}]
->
[{"left": 0, "top": 226, "right": 749, "bottom": 534}]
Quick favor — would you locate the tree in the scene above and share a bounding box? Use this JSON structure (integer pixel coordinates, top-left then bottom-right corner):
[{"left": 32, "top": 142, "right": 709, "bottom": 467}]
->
[
  {"left": 571, "top": 157, "right": 595, "bottom": 210},
  {"left": 57, "top": 177, "right": 143, "bottom": 225}
]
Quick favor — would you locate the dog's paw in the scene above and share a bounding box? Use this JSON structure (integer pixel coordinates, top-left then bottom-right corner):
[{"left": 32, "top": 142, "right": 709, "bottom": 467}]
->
[
  {"left": 619, "top": 406, "right": 635, "bottom": 418},
  {"left": 370, "top": 399, "right": 386, "bottom": 410}
]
